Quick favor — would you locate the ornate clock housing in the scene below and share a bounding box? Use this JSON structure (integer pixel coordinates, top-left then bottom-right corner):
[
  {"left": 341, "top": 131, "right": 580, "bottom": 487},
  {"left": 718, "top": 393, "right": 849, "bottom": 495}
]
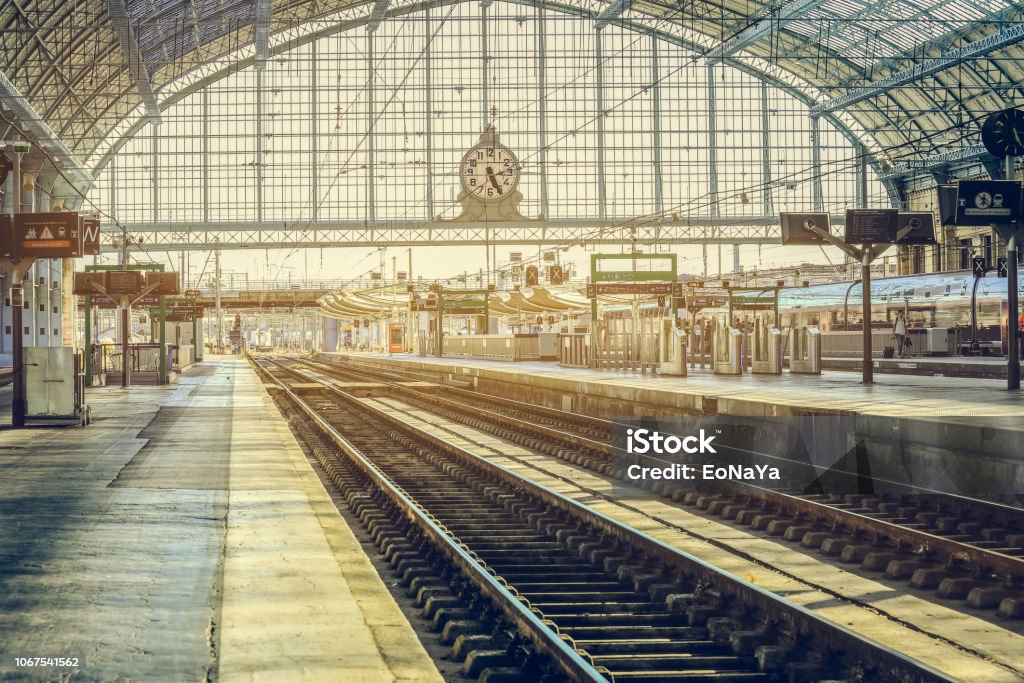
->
[
  {"left": 443, "top": 126, "right": 532, "bottom": 223},
  {"left": 981, "top": 107, "right": 1024, "bottom": 159},
  {"left": 459, "top": 136, "right": 521, "bottom": 203}
]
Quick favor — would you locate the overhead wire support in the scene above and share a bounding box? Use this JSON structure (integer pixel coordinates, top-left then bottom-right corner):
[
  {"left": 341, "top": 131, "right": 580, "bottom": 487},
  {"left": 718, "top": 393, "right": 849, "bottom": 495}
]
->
[
  {"left": 708, "top": 0, "right": 828, "bottom": 64},
  {"left": 812, "top": 23, "right": 1024, "bottom": 115},
  {"left": 594, "top": 0, "right": 633, "bottom": 31},
  {"left": 879, "top": 144, "right": 990, "bottom": 180},
  {"left": 254, "top": 0, "right": 272, "bottom": 69},
  {"left": 106, "top": 0, "right": 162, "bottom": 125},
  {"left": 367, "top": 0, "right": 391, "bottom": 33}
]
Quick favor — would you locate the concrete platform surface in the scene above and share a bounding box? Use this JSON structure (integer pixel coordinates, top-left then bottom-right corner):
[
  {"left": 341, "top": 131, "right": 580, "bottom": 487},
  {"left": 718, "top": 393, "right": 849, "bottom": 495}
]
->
[
  {"left": 336, "top": 352, "right": 1024, "bottom": 419},
  {"left": 0, "top": 358, "right": 441, "bottom": 682}
]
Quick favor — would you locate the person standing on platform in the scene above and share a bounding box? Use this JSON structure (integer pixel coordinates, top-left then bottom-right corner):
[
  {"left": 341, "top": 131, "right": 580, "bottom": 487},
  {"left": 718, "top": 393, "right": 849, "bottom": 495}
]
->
[{"left": 893, "top": 310, "right": 908, "bottom": 358}]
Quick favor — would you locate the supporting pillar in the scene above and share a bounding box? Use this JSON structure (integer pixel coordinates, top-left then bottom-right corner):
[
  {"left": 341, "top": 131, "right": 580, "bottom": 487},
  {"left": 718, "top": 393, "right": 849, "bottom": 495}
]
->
[
  {"left": 651, "top": 34, "right": 663, "bottom": 215},
  {"left": 810, "top": 113, "right": 823, "bottom": 211},
  {"left": 84, "top": 296, "right": 93, "bottom": 385},
  {"left": 595, "top": 29, "right": 607, "bottom": 219},
  {"left": 760, "top": 83, "right": 773, "bottom": 215},
  {"left": 1007, "top": 155, "right": 1020, "bottom": 391},
  {"left": 861, "top": 250, "right": 873, "bottom": 385},
  {"left": 536, "top": 6, "right": 549, "bottom": 217},
  {"left": 1007, "top": 234, "right": 1019, "bottom": 390},
  {"left": 121, "top": 299, "right": 130, "bottom": 389},
  {"left": 158, "top": 295, "right": 167, "bottom": 384}
]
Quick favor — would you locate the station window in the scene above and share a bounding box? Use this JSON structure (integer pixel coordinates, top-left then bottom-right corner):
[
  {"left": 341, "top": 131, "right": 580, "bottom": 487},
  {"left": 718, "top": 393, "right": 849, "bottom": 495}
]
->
[
  {"left": 39, "top": 304, "right": 45, "bottom": 312},
  {"left": 38, "top": 276, "right": 45, "bottom": 285},
  {"left": 22, "top": 301, "right": 28, "bottom": 309},
  {"left": 52, "top": 306, "right": 58, "bottom": 313},
  {"left": 3, "top": 298, "right": 8, "bottom": 306},
  {"left": 39, "top": 328, "right": 46, "bottom": 336},
  {"left": 3, "top": 326, "right": 9, "bottom": 335},
  {"left": 53, "top": 328, "right": 58, "bottom": 336},
  {"left": 23, "top": 326, "right": 29, "bottom": 335}
]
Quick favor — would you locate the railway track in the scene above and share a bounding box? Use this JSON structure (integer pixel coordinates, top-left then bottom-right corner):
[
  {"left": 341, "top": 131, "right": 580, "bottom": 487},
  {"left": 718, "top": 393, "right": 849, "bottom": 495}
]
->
[
  {"left": 253, "top": 354, "right": 950, "bottom": 682},
  {"left": 297, "top": 355, "right": 1024, "bottom": 620}
]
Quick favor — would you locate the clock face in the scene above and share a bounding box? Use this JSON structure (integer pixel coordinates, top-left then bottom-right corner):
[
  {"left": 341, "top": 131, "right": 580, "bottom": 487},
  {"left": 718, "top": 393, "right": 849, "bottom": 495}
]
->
[
  {"left": 460, "top": 144, "right": 521, "bottom": 203},
  {"left": 981, "top": 108, "right": 1024, "bottom": 158}
]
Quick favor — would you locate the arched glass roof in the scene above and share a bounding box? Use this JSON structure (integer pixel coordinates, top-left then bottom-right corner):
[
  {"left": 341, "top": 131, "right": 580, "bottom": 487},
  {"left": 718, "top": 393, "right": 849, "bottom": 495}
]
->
[
  {"left": 0, "top": 0, "right": 1019, "bottom": 199},
  {"left": 83, "top": 1, "right": 890, "bottom": 252}
]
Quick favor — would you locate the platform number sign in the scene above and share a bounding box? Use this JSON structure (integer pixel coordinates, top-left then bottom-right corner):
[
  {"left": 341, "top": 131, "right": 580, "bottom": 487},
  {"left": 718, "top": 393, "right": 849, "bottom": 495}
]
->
[
  {"left": 998, "top": 257, "right": 1008, "bottom": 278},
  {"left": 525, "top": 265, "right": 539, "bottom": 286},
  {"left": 973, "top": 257, "right": 987, "bottom": 279}
]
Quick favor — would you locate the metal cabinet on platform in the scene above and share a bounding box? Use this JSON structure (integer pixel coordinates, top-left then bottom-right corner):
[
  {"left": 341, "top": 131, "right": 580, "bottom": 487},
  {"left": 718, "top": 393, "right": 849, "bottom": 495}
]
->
[{"left": 26, "top": 347, "right": 89, "bottom": 425}]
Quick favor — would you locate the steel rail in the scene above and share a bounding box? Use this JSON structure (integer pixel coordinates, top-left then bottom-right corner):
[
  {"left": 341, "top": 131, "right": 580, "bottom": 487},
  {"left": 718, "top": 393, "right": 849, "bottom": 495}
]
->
[
  {"left": 266, "top": 356, "right": 955, "bottom": 683},
  {"left": 322, "top": 355, "right": 1024, "bottom": 582},
  {"left": 253, "top": 357, "right": 610, "bottom": 683}
]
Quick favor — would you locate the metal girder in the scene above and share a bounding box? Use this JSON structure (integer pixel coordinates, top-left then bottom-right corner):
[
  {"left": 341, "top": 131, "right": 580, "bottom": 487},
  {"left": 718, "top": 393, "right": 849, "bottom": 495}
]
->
[
  {"left": 106, "top": 0, "right": 162, "bottom": 124},
  {"left": 0, "top": 71, "right": 94, "bottom": 194},
  {"left": 367, "top": 0, "right": 391, "bottom": 32},
  {"left": 594, "top": 0, "right": 632, "bottom": 30},
  {"left": 879, "top": 144, "right": 989, "bottom": 180},
  {"left": 709, "top": 0, "right": 827, "bottom": 63},
  {"left": 99, "top": 216, "right": 851, "bottom": 252},
  {"left": 255, "top": 0, "right": 272, "bottom": 68},
  {"left": 812, "top": 23, "right": 1024, "bottom": 116}
]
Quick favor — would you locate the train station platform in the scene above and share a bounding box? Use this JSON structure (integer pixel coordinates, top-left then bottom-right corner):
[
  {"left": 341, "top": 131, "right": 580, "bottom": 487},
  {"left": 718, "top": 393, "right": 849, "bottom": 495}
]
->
[
  {"left": 324, "top": 352, "right": 1024, "bottom": 419},
  {"left": 0, "top": 358, "right": 441, "bottom": 682},
  {"left": 820, "top": 354, "right": 1022, "bottom": 380},
  {"left": 321, "top": 352, "right": 1024, "bottom": 495}
]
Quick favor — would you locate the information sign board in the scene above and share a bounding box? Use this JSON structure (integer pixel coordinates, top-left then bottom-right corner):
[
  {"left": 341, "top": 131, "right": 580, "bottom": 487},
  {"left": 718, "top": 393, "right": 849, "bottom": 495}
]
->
[
  {"left": 107, "top": 270, "right": 143, "bottom": 295},
  {"left": 956, "top": 180, "right": 1022, "bottom": 226},
  {"left": 15, "top": 212, "right": 81, "bottom": 257},
  {"left": 586, "top": 282, "right": 674, "bottom": 297},
  {"left": 896, "top": 212, "right": 936, "bottom": 244},
  {"left": 845, "top": 209, "right": 898, "bottom": 244},
  {"left": 780, "top": 213, "right": 829, "bottom": 245},
  {"left": 82, "top": 218, "right": 101, "bottom": 256}
]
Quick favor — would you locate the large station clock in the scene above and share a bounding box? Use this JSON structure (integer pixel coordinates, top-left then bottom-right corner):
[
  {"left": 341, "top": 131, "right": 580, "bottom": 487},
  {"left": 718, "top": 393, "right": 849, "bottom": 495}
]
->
[
  {"left": 459, "top": 130, "right": 522, "bottom": 203},
  {"left": 981, "top": 107, "right": 1024, "bottom": 159}
]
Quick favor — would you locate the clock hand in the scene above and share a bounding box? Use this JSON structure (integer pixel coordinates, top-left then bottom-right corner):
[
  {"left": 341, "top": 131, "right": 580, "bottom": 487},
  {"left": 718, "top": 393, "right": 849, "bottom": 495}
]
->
[
  {"left": 1014, "top": 128, "right": 1023, "bottom": 146},
  {"left": 485, "top": 166, "right": 503, "bottom": 194}
]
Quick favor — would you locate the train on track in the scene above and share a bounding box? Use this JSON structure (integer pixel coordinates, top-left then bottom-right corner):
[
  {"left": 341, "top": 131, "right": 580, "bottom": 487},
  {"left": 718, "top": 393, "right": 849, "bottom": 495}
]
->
[{"left": 604, "top": 269, "right": 1019, "bottom": 356}]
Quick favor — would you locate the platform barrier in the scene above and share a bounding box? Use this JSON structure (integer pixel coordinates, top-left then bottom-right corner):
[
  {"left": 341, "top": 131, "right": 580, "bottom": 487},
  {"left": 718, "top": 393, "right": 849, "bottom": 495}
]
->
[
  {"left": 592, "top": 316, "right": 661, "bottom": 373},
  {"left": 95, "top": 343, "right": 162, "bottom": 374},
  {"left": 174, "top": 344, "right": 195, "bottom": 370},
  {"left": 790, "top": 326, "right": 822, "bottom": 374},
  {"left": 751, "top": 319, "right": 783, "bottom": 375},
  {"left": 559, "top": 333, "right": 591, "bottom": 368},
  {"left": 442, "top": 334, "right": 544, "bottom": 361},
  {"left": 713, "top": 326, "right": 743, "bottom": 375}
]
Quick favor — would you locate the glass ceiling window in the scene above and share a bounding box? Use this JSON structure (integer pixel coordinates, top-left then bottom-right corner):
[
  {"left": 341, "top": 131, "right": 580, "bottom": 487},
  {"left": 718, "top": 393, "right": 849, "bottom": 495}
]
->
[
  {"left": 789, "top": 0, "right": 1012, "bottom": 71},
  {"left": 90, "top": 1, "right": 884, "bottom": 227}
]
